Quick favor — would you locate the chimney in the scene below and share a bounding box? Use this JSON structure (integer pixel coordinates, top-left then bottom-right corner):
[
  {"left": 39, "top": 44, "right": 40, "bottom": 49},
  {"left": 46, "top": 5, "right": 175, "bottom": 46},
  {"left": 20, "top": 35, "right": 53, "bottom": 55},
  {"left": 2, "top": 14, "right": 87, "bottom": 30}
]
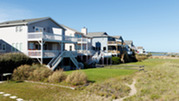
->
[{"left": 81, "top": 27, "right": 88, "bottom": 35}]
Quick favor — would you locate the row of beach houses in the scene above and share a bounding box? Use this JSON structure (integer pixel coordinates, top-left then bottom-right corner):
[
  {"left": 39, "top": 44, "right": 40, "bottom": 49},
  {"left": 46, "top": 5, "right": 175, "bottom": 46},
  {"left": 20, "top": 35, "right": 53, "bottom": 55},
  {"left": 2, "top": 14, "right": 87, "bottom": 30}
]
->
[{"left": 0, "top": 17, "right": 145, "bottom": 70}]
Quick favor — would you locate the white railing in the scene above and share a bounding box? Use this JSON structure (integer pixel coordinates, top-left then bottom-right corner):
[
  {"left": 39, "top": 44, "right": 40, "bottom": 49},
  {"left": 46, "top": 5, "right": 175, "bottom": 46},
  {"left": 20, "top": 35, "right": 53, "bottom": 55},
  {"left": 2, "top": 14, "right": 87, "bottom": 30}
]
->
[
  {"left": 77, "top": 50, "right": 96, "bottom": 55},
  {"left": 28, "top": 32, "right": 62, "bottom": 41},
  {"left": 28, "top": 32, "right": 78, "bottom": 43},
  {"left": 28, "top": 50, "right": 41, "bottom": 57},
  {"left": 44, "top": 50, "right": 60, "bottom": 57},
  {"left": 77, "top": 38, "right": 91, "bottom": 43},
  {"left": 64, "top": 36, "right": 77, "bottom": 42},
  {"left": 28, "top": 50, "right": 60, "bottom": 58}
]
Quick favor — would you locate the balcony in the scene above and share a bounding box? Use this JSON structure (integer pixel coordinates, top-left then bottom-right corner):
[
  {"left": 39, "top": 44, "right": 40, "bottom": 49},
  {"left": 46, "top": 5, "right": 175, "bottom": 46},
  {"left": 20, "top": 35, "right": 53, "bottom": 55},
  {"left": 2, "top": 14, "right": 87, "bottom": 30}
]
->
[
  {"left": 28, "top": 50, "right": 60, "bottom": 58},
  {"left": 28, "top": 32, "right": 77, "bottom": 43},
  {"left": 77, "top": 38, "right": 90, "bottom": 44},
  {"left": 77, "top": 50, "right": 96, "bottom": 55},
  {"left": 108, "top": 41, "right": 123, "bottom": 45},
  {"left": 108, "top": 50, "right": 121, "bottom": 55}
]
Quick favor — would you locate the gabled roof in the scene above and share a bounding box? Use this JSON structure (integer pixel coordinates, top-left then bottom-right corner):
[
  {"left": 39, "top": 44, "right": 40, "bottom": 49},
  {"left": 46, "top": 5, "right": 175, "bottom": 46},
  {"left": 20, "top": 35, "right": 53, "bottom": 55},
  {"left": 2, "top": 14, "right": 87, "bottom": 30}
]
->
[
  {"left": 124, "top": 40, "right": 133, "bottom": 45},
  {"left": 59, "top": 24, "right": 82, "bottom": 33},
  {"left": 137, "top": 46, "right": 144, "bottom": 49},
  {"left": 113, "top": 36, "right": 122, "bottom": 39},
  {"left": 0, "top": 17, "right": 65, "bottom": 29},
  {"left": 86, "top": 32, "right": 108, "bottom": 38}
]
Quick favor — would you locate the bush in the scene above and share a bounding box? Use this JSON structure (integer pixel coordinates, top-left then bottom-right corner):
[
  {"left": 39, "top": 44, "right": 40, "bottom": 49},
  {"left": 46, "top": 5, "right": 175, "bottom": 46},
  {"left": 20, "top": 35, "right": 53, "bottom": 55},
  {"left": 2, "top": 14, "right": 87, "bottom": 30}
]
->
[
  {"left": 12, "top": 65, "right": 35, "bottom": 81},
  {"left": 30, "top": 66, "right": 52, "bottom": 82},
  {"left": 112, "top": 57, "right": 120, "bottom": 64},
  {"left": 66, "top": 70, "right": 87, "bottom": 85},
  {"left": 48, "top": 70, "right": 66, "bottom": 83},
  {"left": 136, "top": 54, "right": 148, "bottom": 61},
  {"left": 0, "top": 53, "right": 33, "bottom": 73},
  {"left": 12, "top": 64, "right": 52, "bottom": 82}
]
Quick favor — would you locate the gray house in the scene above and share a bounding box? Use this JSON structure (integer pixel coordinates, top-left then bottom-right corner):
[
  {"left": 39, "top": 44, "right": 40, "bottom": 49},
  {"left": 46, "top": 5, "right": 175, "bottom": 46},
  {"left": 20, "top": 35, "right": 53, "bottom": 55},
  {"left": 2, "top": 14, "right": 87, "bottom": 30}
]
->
[{"left": 0, "top": 17, "right": 80, "bottom": 70}]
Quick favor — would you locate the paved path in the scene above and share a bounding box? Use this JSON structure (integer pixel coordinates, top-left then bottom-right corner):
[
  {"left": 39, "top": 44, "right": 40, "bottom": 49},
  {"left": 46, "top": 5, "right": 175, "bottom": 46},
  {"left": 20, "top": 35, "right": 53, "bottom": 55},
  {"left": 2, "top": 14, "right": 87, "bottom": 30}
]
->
[{"left": 113, "top": 79, "right": 137, "bottom": 101}]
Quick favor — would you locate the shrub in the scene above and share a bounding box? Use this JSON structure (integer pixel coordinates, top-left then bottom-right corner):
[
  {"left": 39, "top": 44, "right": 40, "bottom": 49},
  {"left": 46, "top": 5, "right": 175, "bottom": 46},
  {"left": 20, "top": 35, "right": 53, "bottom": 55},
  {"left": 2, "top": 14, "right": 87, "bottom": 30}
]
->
[
  {"left": 12, "top": 65, "right": 35, "bottom": 81},
  {"left": 0, "top": 53, "right": 33, "bottom": 73},
  {"left": 136, "top": 54, "right": 148, "bottom": 61},
  {"left": 48, "top": 70, "right": 66, "bottom": 83},
  {"left": 112, "top": 57, "right": 120, "bottom": 64},
  {"left": 66, "top": 70, "right": 87, "bottom": 85},
  {"left": 30, "top": 66, "right": 52, "bottom": 82},
  {"left": 12, "top": 64, "right": 52, "bottom": 82}
]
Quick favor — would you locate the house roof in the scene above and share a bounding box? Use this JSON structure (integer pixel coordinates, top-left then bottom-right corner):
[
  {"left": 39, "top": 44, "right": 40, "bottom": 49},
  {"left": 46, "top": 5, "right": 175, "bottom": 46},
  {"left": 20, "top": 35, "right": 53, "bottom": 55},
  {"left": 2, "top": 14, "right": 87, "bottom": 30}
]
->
[
  {"left": 0, "top": 17, "right": 65, "bottom": 29},
  {"left": 113, "top": 36, "right": 122, "bottom": 39},
  {"left": 59, "top": 24, "right": 82, "bottom": 33},
  {"left": 124, "top": 40, "right": 133, "bottom": 45},
  {"left": 137, "top": 46, "right": 144, "bottom": 49},
  {"left": 86, "top": 32, "right": 108, "bottom": 38}
]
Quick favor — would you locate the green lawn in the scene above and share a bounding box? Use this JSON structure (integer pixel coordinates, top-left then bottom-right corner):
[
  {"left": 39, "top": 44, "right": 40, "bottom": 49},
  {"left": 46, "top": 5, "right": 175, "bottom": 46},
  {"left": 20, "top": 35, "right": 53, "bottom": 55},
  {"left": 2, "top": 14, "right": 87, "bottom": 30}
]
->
[{"left": 65, "top": 68, "right": 137, "bottom": 82}]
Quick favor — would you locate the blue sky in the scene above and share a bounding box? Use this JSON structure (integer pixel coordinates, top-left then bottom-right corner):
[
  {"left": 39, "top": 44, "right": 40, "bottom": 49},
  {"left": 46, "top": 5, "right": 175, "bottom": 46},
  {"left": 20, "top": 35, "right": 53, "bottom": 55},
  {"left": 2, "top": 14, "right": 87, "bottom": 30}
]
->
[{"left": 0, "top": 0, "right": 179, "bottom": 52}]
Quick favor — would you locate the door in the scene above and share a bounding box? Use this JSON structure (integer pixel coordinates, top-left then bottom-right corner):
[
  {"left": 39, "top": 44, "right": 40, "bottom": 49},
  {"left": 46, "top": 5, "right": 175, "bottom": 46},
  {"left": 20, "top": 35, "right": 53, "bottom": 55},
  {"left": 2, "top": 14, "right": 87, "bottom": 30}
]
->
[{"left": 96, "top": 42, "right": 101, "bottom": 51}]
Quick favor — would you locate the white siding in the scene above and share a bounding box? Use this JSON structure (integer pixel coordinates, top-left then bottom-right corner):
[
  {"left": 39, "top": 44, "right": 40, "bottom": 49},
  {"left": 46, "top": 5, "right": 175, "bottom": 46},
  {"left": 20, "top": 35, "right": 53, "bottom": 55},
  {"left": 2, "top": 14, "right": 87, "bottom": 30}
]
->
[
  {"left": 92, "top": 37, "right": 108, "bottom": 52},
  {"left": 0, "top": 26, "right": 28, "bottom": 54}
]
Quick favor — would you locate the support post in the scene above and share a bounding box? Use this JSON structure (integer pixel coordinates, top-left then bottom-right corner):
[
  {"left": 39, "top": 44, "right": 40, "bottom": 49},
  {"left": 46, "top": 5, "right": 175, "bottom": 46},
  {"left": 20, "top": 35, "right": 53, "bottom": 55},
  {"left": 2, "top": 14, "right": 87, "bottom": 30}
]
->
[
  {"left": 110, "top": 57, "right": 112, "bottom": 65},
  {"left": 40, "top": 40, "right": 44, "bottom": 64},
  {"left": 61, "top": 42, "right": 64, "bottom": 52},
  {"left": 106, "top": 57, "right": 108, "bottom": 65}
]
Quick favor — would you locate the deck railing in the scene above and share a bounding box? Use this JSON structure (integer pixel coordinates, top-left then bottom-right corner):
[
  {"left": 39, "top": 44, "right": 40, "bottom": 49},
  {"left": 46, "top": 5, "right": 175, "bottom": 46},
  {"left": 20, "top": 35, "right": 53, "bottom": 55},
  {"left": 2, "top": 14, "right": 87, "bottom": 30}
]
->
[
  {"left": 108, "top": 50, "right": 121, "bottom": 54},
  {"left": 28, "top": 50, "right": 60, "bottom": 58},
  {"left": 28, "top": 32, "right": 78, "bottom": 42},
  {"left": 108, "top": 41, "right": 123, "bottom": 45}
]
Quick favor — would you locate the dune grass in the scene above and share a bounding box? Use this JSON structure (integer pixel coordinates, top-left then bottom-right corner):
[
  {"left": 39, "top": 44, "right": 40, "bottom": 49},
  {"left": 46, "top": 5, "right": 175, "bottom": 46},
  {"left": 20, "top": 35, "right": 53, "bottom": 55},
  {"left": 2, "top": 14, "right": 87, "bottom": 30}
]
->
[{"left": 125, "top": 59, "right": 179, "bottom": 101}]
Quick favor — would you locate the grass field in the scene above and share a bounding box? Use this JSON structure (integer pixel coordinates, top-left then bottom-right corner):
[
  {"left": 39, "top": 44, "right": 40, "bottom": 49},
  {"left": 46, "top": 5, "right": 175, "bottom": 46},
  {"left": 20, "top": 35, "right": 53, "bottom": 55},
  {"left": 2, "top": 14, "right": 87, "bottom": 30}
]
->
[
  {"left": 66, "top": 68, "right": 137, "bottom": 82},
  {"left": 0, "top": 58, "right": 179, "bottom": 101}
]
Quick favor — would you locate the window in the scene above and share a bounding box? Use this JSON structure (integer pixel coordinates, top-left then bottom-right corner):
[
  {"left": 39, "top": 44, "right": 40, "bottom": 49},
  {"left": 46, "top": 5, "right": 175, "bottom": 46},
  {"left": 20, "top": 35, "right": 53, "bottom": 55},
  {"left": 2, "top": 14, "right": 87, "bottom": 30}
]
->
[
  {"left": 0, "top": 43, "right": 2, "bottom": 50},
  {"left": 34, "top": 27, "right": 43, "bottom": 32},
  {"left": 16, "top": 43, "right": 18, "bottom": 51},
  {"left": 103, "top": 47, "right": 106, "bottom": 51},
  {"left": 19, "top": 43, "right": 22, "bottom": 51},
  {"left": 70, "top": 46, "right": 72, "bottom": 51},
  {"left": 16, "top": 26, "right": 23, "bottom": 32},
  {"left": 12, "top": 43, "right": 15, "bottom": 51},
  {"left": 2, "top": 43, "right": 6, "bottom": 51}
]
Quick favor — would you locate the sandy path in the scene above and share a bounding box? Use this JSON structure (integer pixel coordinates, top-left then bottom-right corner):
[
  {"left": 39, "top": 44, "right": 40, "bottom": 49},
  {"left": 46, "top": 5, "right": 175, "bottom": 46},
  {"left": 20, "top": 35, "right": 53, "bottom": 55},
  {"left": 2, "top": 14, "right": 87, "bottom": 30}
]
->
[{"left": 113, "top": 79, "right": 137, "bottom": 101}]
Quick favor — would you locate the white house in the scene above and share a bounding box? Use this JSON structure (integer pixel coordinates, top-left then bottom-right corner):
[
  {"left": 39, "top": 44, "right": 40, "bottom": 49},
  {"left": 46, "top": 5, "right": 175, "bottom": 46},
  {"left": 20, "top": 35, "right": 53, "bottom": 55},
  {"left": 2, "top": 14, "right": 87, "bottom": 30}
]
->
[
  {"left": 0, "top": 17, "right": 81, "bottom": 70},
  {"left": 124, "top": 40, "right": 136, "bottom": 55},
  {"left": 137, "top": 46, "right": 145, "bottom": 54}
]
